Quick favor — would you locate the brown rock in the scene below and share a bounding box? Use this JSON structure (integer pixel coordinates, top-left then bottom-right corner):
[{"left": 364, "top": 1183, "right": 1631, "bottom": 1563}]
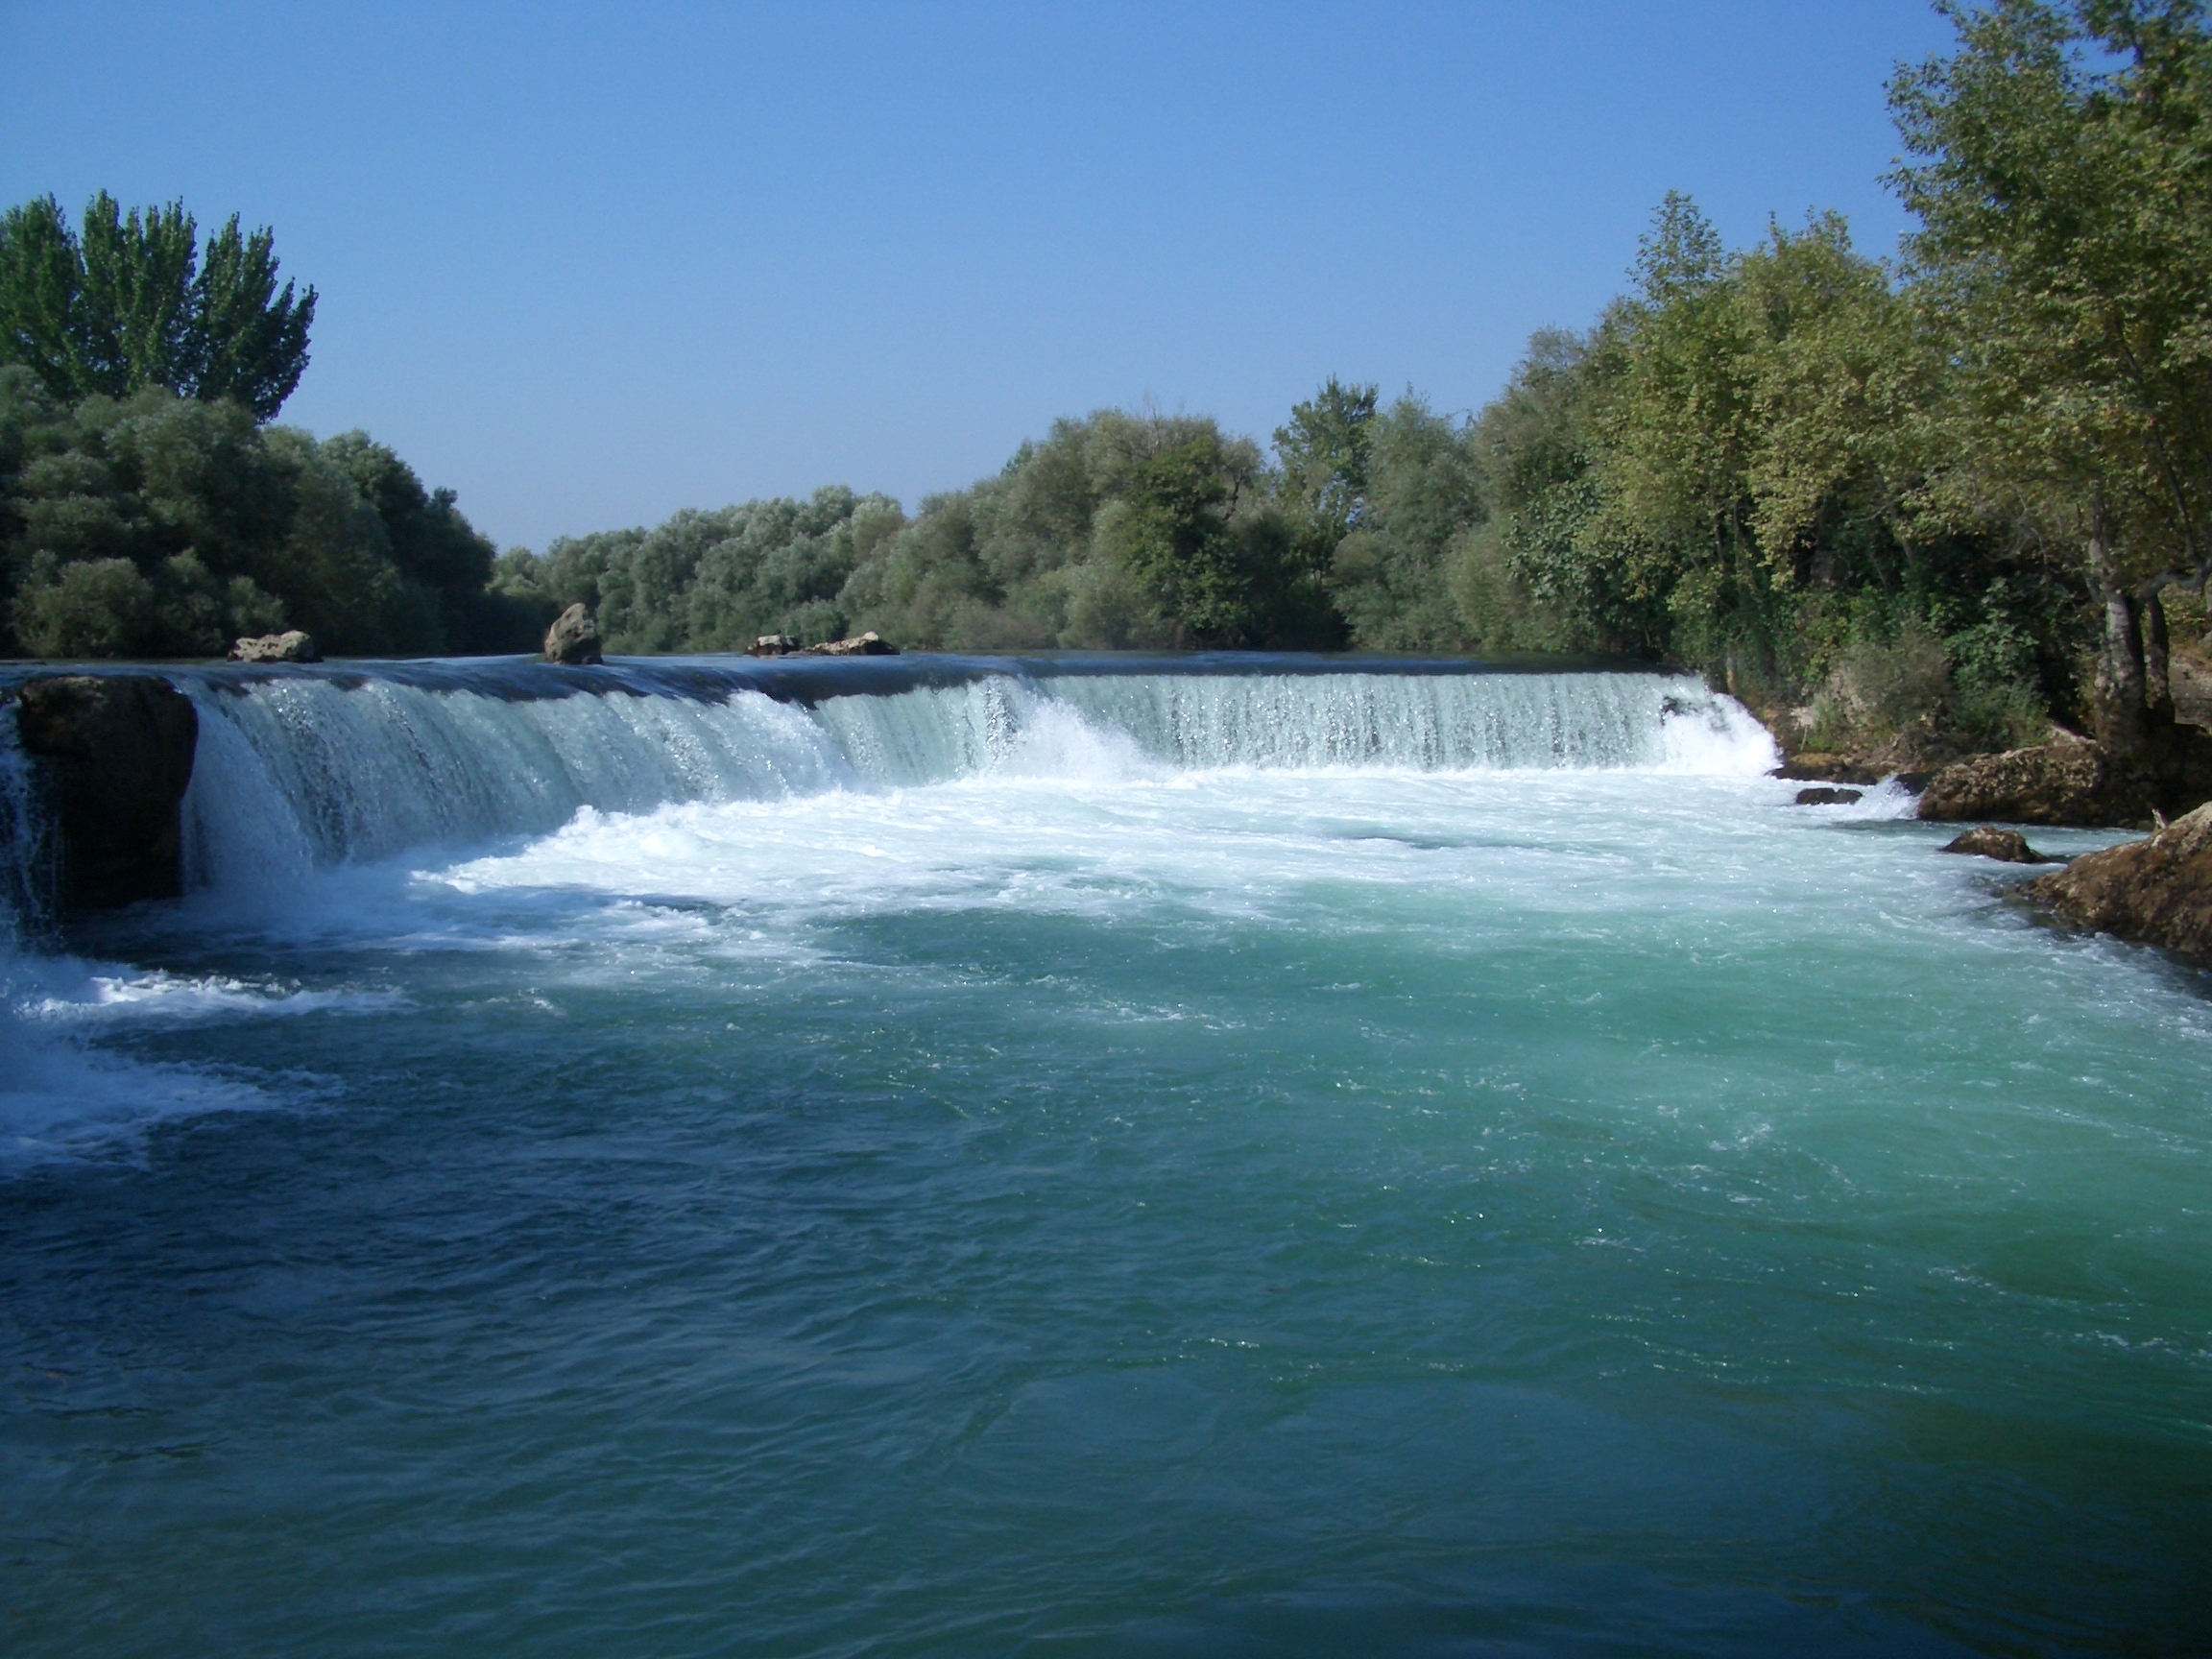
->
[
  {"left": 1916, "top": 733, "right": 2150, "bottom": 828},
  {"left": 544, "top": 603, "right": 603, "bottom": 666},
  {"left": 2026, "top": 803, "right": 2212, "bottom": 966},
  {"left": 228, "top": 630, "right": 320, "bottom": 663},
  {"left": 1938, "top": 826, "right": 2057, "bottom": 864},
  {"left": 13, "top": 675, "right": 198, "bottom": 909},
  {"left": 1793, "top": 786, "right": 1863, "bottom": 805}
]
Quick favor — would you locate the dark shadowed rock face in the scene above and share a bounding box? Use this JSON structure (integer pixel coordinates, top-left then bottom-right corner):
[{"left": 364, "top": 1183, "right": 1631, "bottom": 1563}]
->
[
  {"left": 13, "top": 675, "right": 198, "bottom": 909},
  {"left": 1916, "top": 733, "right": 2144, "bottom": 827},
  {"left": 544, "top": 604, "right": 603, "bottom": 666},
  {"left": 1939, "top": 826, "right": 2057, "bottom": 864},
  {"left": 1793, "top": 786, "right": 1863, "bottom": 805},
  {"left": 2027, "top": 804, "right": 2212, "bottom": 966}
]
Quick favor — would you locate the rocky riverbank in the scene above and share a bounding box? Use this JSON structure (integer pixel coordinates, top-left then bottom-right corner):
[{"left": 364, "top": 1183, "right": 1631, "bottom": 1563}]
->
[{"left": 2027, "top": 804, "right": 2212, "bottom": 967}]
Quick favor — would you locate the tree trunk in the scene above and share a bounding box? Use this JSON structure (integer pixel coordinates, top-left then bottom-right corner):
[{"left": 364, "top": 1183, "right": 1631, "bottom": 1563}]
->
[
  {"left": 2089, "top": 517, "right": 2152, "bottom": 758},
  {"left": 2144, "top": 589, "right": 2172, "bottom": 714}
]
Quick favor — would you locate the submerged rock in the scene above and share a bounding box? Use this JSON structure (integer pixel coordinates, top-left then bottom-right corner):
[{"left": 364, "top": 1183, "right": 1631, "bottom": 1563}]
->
[
  {"left": 800, "top": 632, "right": 898, "bottom": 658},
  {"left": 2027, "top": 803, "right": 2212, "bottom": 966},
  {"left": 1939, "top": 826, "right": 2057, "bottom": 864},
  {"left": 1793, "top": 786, "right": 1863, "bottom": 805},
  {"left": 1916, "top": 733, "right": 2141, "bottom": 827},
  {"left": 228, "top": 629, "right": 320, "bottom": 663},
  {"left": 12, "top": 674, "right": 198, "bottom": 909},
  {"left": 544, "top": 603, "right": 603, "bottom": 666}
]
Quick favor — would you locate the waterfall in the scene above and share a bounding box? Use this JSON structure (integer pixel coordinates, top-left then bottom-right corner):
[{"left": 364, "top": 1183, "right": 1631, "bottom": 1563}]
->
[
  {"left": 0, "top": 658, "right": 1777, "bottom": 908},
  {"left": 0, "top": 712, "right": 53, "bottom": 944}
]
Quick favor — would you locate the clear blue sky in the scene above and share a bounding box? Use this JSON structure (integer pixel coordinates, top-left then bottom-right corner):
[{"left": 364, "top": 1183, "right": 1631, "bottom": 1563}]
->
[{"left": 1, "top": 1, "right": 1960, "bottom": 552}]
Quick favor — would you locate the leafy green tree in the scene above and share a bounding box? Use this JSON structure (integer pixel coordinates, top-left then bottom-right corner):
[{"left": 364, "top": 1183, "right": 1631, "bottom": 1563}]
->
[
  {"left": 1328, "top": 395, "right": 1485, "bottom": 650},
  {"left": 1274, "top": 377, "right": 1377, "bottom": 579},
  {"left": 0, "top": 193, "right": 315, "bottom": 420},
  {"left": 1105, "top": 436, "right": 1250, "bottom": 643},
  {"left": 1890, "top": 0, "right": 2212, "bottom": 756}
]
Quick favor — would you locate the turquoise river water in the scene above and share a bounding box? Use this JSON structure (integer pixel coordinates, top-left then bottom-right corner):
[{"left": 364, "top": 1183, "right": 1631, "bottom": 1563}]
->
[{"left": 0, "top": 655, "right": 2205, "bottom": 1656}]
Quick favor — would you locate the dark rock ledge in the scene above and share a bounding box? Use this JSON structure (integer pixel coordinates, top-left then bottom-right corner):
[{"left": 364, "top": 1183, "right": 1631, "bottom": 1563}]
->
[
  {"left": 11, "top": 674, "right": 198, "bottom": 910},
  {"left": 2025, "top": 804, "right": 2212, "bottom": 968}
]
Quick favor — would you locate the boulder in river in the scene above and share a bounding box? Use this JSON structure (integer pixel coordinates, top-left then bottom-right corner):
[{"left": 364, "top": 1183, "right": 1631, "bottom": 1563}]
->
[
  {"left": 228, "top": 630, "right": 320, "bottom": 663},
  {"left": 1938, "top": 826, "right": 2057, "bottom": 864},
  {"left": 1915, "top": 733, "right": 2144, "bottom": 827},
  {"left": 1793, "top": 786, "right": 1863, "bottom": 805},
  {"left": 2026, "top": 803, "right": 2212, "bottom": 966},
  {"left": 748, "top": 634, "right": 796, "bottom": 657},
  {"left": 12, "top": 674, "right": 198, "bottom": 909},
  {"left": 544, "top": 603, "right": 603, "bottom": 666}
]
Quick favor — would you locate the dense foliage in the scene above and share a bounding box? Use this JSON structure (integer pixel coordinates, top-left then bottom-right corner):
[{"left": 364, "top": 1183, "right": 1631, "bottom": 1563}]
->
[
  {"left": 0, "top": 369, "right": 521, "bottom": 658},
  {"left": 0, "top": 193, "right": 528, "bottom": 659}
]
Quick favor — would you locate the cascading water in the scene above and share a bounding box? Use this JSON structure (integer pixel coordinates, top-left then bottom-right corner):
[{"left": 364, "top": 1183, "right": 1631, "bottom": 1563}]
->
[
  {"left": 0, "top": 710, "right": 51, "bottom": 945},
  {"left": 44, "top": 659, "right": 1776, "bottom": 892},
  {"left": 0, "top": 656, "right": 1774, "bottom": 1149},
  {"left": 10, "top": 655, "right": 2204, "bottom": 1658}
]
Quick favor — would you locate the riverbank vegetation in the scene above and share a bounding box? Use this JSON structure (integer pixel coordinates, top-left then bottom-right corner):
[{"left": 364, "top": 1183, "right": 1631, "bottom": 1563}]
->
[
  {"left": 7, "top": 1, "right": 2211, "bottom": 778},
  {"left": 0, "top": 196, "right": 528, "bottom": 658}
]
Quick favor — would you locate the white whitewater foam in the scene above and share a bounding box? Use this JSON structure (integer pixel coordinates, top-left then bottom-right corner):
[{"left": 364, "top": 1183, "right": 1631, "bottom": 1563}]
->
[
  {"left": 181, "top": 679, "right": 853, "bottom": 888},
  {"left": 27, "top": 968, "right": 406, "bottom": 1025},
  {"left": 167, "top": 668, "right": 1773, "bottom": 894},
  {"left": 0, "top": 951, "right": 280, "bottom": 1163}
]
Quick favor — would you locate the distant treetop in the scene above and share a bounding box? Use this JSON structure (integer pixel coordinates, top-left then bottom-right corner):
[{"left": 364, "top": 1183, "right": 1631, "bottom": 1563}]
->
[{"left": 0, "top": 191, "right": 315, "bottom": 421}]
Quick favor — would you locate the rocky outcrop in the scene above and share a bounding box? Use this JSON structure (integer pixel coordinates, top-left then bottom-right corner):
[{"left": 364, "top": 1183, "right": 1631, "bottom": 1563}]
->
[
  {"left": 2171, "top": 652, "right": 2212, "bottom": 731},
  {"left": 1793, "top": 786, "right": 1862, "bottom": 805},
  {"left": 544, "top": 603, "right": 603, "bottom": 666},
  {"left": 12, "top": 674, "right": 198, "bottom": 909},
  {"left": 801, "top": 632, "right": 898, "bottom": 658},
  {"left": 1939, "top": 826, "right": 2057, "bottom": 864},
  {"left": 229, "top": 630, "right": 320, "bottom": 663},
  {"left": 2026, "top": 804, "right": 2212, "bottom": 966},
  {"left": 742, "top": 631, "right": 896, "bottom": 659},
  {"left": 1915, "top": 733, "right": 2149, "bottom": 828}
]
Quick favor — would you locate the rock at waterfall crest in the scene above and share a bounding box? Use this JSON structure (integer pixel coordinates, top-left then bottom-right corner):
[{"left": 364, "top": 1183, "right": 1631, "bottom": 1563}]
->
[
  {"left": 229, "top": 630, "right": 321, "bottom": 663},
  {"left": 2027, "top": 805, "right": 2212, "bottom": 966},
  {"left": 748, "top": 632, "right": 898, "bottom": 658},
  {"left": 12, "top": 674, "right": 198, "bottom": 909},
  {"left": 544, "top": 604, "right": 603, "bottom": 665}
]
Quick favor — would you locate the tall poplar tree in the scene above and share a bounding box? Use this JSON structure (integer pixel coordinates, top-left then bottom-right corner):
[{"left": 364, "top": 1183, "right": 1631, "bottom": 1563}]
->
[{"left": 0, "top": 193, "right": 316, "bottom": 421}]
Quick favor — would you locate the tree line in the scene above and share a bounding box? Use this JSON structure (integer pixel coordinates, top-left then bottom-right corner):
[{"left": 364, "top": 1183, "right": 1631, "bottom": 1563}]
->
[
  {"left": 469, "top": 0, "right": 2212, "bottom": 769},
  {"left": 8, "top": 2, "right": 2211, "bottom": 774},
  {"left": 0, "top": 193, "right": 533, "bottom": 657}
]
